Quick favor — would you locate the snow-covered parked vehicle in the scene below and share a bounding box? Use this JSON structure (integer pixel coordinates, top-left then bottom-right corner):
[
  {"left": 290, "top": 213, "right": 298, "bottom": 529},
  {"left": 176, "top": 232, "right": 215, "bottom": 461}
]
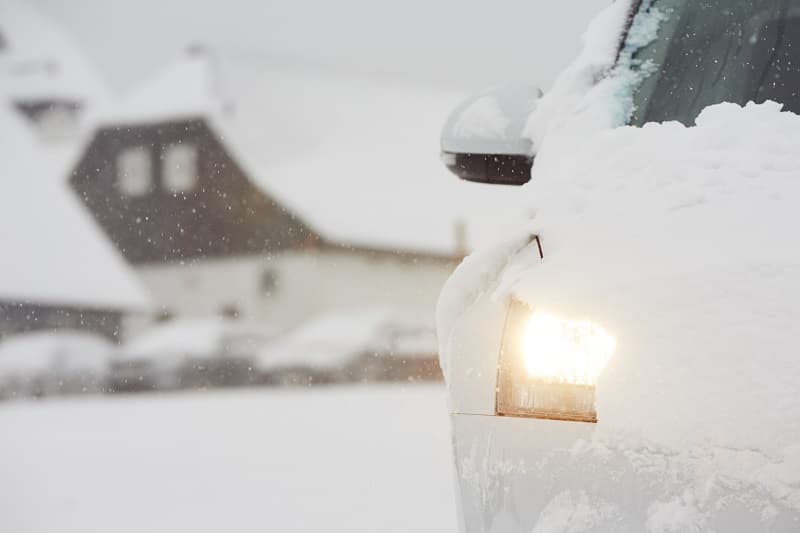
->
[
  {"left": 0, "top": 331, "right": 112, "bottom": 399},
  {"left": 111, "top": 318, "right": 277, "bottom": 392},
  {"left": 439, "top": 1, "right": 800, "bottom": 531},
  {"left": 255, "top": 308, "right": 440, "bottom": 385}
]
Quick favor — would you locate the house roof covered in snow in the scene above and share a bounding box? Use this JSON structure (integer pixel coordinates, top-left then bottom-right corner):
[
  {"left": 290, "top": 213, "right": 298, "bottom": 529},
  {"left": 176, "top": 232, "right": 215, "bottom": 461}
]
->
[
  {"left": 0, "top": 1, "right": 149, "bottom": 310},
  {"left": 105, "top": 45, "right": 228, "bottom": 124},
  {"left": 0, "top": 87, "right": 149, "bottom": 310},
  {"left": 0, "top": 0, "right": 109, "bottom": 110},
  {"left": 101, "top": 50, "right": 529, "bottom": 256}
]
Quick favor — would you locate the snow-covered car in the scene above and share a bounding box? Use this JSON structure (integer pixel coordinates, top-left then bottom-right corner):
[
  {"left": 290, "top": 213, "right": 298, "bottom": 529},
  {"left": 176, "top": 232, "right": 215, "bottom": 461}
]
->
[
  {"left": 0, "top": 331, "right": 112, "bottom": 399},
  {"left": 439, "top": 1, "right": 800, "bottom": 531},
  {"left": 255, "top": 308, "right": 440, "bottom": 385},
  {"left": 111, "top": 317, "right": 278, "bottom": 392}
]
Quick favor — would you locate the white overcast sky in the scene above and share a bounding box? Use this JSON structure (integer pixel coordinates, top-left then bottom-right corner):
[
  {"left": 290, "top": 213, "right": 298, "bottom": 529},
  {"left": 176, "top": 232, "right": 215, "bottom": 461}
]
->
[{"left": 28, "top": 0, "right": 607, "bottom": 92}]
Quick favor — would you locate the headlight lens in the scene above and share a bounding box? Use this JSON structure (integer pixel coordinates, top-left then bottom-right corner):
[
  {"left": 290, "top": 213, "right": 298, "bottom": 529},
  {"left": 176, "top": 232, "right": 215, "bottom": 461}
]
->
[{"left": 496, "top": 300, "right": 615, "bottom": 423}]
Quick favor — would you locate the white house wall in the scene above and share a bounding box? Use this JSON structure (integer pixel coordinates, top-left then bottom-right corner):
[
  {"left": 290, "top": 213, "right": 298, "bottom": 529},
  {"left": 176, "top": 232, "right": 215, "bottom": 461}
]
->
[{"left": 127, "top": 249, "right": 456, "bottom": 335}]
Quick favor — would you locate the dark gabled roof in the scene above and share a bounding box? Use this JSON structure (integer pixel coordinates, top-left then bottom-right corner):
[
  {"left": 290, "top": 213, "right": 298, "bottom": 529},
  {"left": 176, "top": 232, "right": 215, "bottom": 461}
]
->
[
  {"left": 72, "top": 117, "right": 320, "bottom": 264},
  {"left": 99, "top": 53, "right": 529, "bottom": 257}
]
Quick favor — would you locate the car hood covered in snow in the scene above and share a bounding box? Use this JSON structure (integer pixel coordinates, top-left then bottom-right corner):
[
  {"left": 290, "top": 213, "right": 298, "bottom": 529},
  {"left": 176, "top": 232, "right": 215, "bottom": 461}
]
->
[
  {"left": 438, "top": 99, "right": 800, "bottom": 527},
  {"left": 514, "top": 99, "right": 800, "bottom": 450},
  {"left": 437, "top": 2, "right": 800, "bottom": 523}
]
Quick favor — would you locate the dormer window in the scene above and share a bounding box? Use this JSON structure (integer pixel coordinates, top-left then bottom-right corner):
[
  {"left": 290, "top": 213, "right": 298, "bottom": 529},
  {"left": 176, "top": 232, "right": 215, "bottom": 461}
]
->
[
  {"left": 163, "top": 143, "right": 198, "bottom": 193},
  {"left": 117, "top": 146, "right": 153, "bottom": 197}
]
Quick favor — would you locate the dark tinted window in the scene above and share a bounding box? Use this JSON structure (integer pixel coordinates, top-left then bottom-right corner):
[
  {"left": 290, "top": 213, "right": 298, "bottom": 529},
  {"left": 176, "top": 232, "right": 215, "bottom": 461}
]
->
[{"left": 630, "top": 0, "right": 800, "bottom": 126}]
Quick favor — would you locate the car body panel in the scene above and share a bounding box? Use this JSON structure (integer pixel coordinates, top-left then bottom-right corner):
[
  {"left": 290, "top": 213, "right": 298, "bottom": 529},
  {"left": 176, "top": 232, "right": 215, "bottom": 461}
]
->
[{"left": 452, "top": 413, "right": 800, "bottom": 532}]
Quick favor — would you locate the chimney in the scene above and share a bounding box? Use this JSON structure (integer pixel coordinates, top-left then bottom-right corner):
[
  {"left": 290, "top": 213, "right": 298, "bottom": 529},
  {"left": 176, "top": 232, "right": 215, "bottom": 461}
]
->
[
  {"left": 185, "top": 43, "right": 235, "bottom": 118},
  {"left": 453, "top": 219, "right": 468, "bottom": 258}
]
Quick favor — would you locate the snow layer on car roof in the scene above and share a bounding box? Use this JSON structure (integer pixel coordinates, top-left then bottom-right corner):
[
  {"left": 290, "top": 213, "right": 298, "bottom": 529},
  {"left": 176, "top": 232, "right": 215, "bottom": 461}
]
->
[{"left": 103, "top": 52, "right": 530, "bottom": 255}]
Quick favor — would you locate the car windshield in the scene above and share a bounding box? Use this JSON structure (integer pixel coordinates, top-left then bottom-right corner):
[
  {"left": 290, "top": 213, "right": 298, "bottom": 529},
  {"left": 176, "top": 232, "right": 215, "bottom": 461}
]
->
[{"left": 630, "top": 0, "right": 800, "bottom": 126}]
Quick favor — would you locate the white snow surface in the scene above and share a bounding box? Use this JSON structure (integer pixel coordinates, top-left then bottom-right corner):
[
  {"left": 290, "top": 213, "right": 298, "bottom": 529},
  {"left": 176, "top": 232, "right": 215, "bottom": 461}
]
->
[
  {"left": 441, "top": 84, "right": 541, "bottom": 157},
  {"left": 0, "top": 331, "right": 112, "bottom": 377},
  {"left": 256, "top": 307, "right": 436, "bottom": 372},
  {"left": 103, "top": 53, "right": 530, "bottom": 255},
  {"left": 0, "top": 386, "right": 457, "bottom": 533},
  {"left": 0, "top": 105, "right": 149, "bottom": 309},
  {"left": 451, "top": 95, "right": 511, "bottom": 141}
]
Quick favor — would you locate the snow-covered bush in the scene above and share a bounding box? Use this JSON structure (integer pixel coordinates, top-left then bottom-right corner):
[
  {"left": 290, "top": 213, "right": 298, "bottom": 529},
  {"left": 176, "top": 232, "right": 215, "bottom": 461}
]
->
[
  {"left": 256, "top": 308, "right": 439, "bottom": 385},
  {"left": 111, "top": 318, "right": 278, "bottom": 392}
]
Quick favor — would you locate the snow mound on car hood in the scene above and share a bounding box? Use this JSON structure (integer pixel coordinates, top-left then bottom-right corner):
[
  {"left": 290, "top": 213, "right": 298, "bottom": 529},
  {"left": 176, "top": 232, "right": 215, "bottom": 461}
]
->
[
  {"left": 436, "top": 99, "right": 800, "bottom": 519},
  {"left": 525, "top": 100, "right": 800, "bottom": 285},
  {"left": 509, "top": 100, "right": 800, "bottom": 454}
]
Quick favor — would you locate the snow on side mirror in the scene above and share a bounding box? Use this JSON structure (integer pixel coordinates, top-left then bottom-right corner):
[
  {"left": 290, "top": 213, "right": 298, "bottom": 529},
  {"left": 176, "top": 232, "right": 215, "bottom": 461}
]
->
[{"left": 440, "top": 85, "right": 541, "bottom": 186}]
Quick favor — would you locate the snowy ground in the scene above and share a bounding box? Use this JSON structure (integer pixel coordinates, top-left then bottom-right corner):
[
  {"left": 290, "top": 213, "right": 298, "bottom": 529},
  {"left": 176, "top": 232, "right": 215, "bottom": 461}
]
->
[{"left": 0, "top": 385, "right": 457, "bottom": 533}]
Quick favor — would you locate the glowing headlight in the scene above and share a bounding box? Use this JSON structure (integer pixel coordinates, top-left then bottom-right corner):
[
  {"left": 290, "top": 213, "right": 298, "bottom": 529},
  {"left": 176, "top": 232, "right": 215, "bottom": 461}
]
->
[{"left": 496, "top": 300, "right": 616, "bottom": 423}]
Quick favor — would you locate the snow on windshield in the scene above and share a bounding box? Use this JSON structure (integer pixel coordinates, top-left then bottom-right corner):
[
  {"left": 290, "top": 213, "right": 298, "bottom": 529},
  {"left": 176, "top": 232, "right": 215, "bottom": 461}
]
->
[{"left": 523, "top": 0, "right": 654, "bottom": 153}]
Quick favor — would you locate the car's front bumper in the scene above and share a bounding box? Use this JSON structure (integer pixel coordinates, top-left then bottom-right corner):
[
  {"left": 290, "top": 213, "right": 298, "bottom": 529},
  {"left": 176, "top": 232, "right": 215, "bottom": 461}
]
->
[
  {"left": 452, "top": 413, "right": 592, "bottom": 533},
  {"left": 451, "top": 413, "right": 800, "bottom": 532}
]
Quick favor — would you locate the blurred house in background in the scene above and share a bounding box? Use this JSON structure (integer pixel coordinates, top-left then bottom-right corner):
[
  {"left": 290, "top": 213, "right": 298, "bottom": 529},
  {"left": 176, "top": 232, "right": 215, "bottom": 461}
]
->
[
  {"left": 0, "top": 1, "right": 149, "bottom": 342},
  {"left": 2, "top": 0, "right": 523, "bottom": 390},
  {"left": 69, "top": 48, "right": 463, "bottom": 335}
]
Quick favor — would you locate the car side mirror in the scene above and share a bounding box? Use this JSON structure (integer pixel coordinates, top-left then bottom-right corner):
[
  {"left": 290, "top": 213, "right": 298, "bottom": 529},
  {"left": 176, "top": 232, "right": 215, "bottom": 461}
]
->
[{"left": 440, "top": 85, "right": 542, "bottom": 186}]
